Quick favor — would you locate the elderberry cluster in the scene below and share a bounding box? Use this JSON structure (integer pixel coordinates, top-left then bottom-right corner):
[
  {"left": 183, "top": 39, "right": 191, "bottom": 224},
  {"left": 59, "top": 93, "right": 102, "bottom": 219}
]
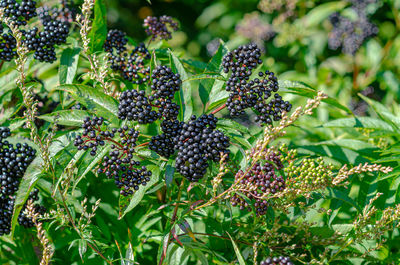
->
[
  {"left": 174, "top": 114, "right": 230, "bottom": 182},
  {"left": 74, "top": 117, "right": 152, "bottom": 196},
  {"left": 149, "top": 119, "right": 183, "bottom": 158},
  {"left": 104, "top": 29, "right": 151, "bottom": 84},
  {"left": 222, "top": 43, "right": 291, "bottom": 124},
  {"left": 328, "top": 1, "right": 378, "bottom": 55},
  {"left": 37, "top": 0, "right": 77, "bottom": 24},
  {"left": 0, "top": 0, "right": 37, "bottom": 26},
  {"left": 231, "top": 151, "right": 284, "bottom": 216},
  {"left": 143, "top": 15, "right": 179, "bottom": 41},
  {"left": 0, "top": 127, "right": 40, "bottom": 235},
  {"left": 0, "top": 24, "right": 17, "bottom": 61},
  {"left": 260, "top": 256, "right": 293, "bottom": 265},
  {"left": 118, "top": 66, "right": 182, "bottom": 123}
]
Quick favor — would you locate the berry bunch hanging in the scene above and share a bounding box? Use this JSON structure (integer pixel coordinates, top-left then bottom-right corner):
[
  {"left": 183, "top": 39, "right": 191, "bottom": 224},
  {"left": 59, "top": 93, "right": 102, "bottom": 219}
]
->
[
  {"left": 174, "top": 114, "right": 230, "bottom": 182},
  {"left": 0, "top": 127, "right": 41, "bottom": 235},
  {"left": 230, "top": 151, "right": 285, "bottom": 216},
  {"left": 118, "top": 65, "right": 182, "bottom": 123},
  {"left": 260, "top": 256, "right": 293, "bottom": 265},
  {"left": 328, "top": 1, "right": 378, "bottom": 55},
  {"left": 222, "top": 43, "right": 291, "bottom": 124},
  {"left": 0, "top": 0, "right": 37, "bottom": 26},
  {"left": 74, "top": 117, "right": 152, "bottom": 196},
  {"left": 104, "top": 29, "right": 151, "bottom": 84},
  {"left": 143, "top": 15, "right": 179, "bottom": 41},
  {"left": 0, "top": 24, "right": 17, "bottom": 61},
  {"left": 149, "top": 119, "right": 183, "bottom": 158}
]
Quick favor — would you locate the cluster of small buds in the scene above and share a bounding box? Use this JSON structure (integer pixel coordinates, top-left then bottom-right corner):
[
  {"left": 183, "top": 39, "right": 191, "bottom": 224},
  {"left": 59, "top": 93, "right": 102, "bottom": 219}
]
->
[
  {"left": 174, "top": 114, "right": 230, "bottom": 181},
  {"left": 18, "top": 188, "right": 46, "bottom": 228},
  {"left": 104, "top": 29, "right": 151, "bottom": 84},
  {"left": 328, "top": 1, "right": 378, "bottom": 55},
  {"left": 0, "top": 0, "right": 37, "bottom": 26},
  {"left": 143, "top": 15, "right": 179, "bottom": 41},
  {"left": 74, "top": 117, "right": 151, "bottom": 196},
  {"left": 0, "top": 127, "right": 37, "bottom": 235},
  {"left": 284, "top": 157, "right": 334, "bottom": 192},
  {"left": 0, "top": 24, "right": 17, "bottom": 61},
  {"left": 222, "top": 43, "right": 291, "bottom": 124},
  {"left": 260, "top": 256, "right": 293, "bottom": 265},
  {"left": 231, "top": 151, "right": 284, "bottom": 216}
]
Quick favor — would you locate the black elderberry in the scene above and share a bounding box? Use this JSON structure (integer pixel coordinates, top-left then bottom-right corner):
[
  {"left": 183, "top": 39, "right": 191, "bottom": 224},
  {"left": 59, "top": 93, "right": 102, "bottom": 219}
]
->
[
  {"left": 328, "top": 1, "right": 378, "bottom": 55},
  {"left": 74, "top": 117, "right": 152, "bottom": 196},
  {"left": 104, "top": 29, "right": 151, "bottom": 84},
  {"left": 0, "top": 127, "right": 37, "bottom": 235},
  {"left": 118, "top": 90, "right": 161, "bottom": 124},
  {"left": 231, "top": 151, "right": 284, "bottom": 216},
  {"left": 104, "top": 29, "right": 127, "bottom": 54},
  {"left": 260, "top": 256, "right": 293, "bottom": 265},
  {"left": 143, "top": 15, "right": 179, "bottom": 41},
  {"left": 0, "top": 24, "right": 17, "bottom": 61},
  {"left": 151, "top": 65, "right": 182, "bottom": 100},
  {"left": 0, "top": 0, "right": 37, "bottom": 26},
  {"left": 222, "top": 43, "right": 291, "bottom": 124},
  {"left": 173, "top": 114, "right": 230, "bottom": 181}
]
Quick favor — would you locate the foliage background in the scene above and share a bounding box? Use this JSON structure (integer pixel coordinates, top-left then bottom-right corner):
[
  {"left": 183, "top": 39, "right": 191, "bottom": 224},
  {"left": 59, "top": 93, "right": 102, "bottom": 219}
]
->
[{"left": 0, "top": 0, "right": 399, "bottom": 264}]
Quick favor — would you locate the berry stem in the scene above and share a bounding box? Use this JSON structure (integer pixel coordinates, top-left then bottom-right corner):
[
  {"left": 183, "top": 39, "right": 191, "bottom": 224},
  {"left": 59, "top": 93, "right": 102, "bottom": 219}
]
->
[
  {"left": 211, "top": 103, "right": 227, "bottom": 115},
  {"left": 136, "top": 141, "right": 149, "bottom": 148}
]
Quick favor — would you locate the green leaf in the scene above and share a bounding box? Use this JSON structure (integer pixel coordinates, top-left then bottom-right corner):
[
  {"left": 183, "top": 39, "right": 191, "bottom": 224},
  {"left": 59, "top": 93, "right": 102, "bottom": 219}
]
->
[
  {"left": 279, "top": 80, "right": 351, "bottom": 113},
  {"left": 10, "top": 156, "right": 45, "bottom": 237},
  {"left": 39, "top": 110, "right": 91, "bottom": 127},
  {"left": 323, "top": 117, "right": 394, "bottom": 132},
  {"left": 199, "top": 42, "right": 229, "bottom": 107},
  {"left": 56, "top": 84, "right": 120, "bottom": 125},
  {"left": 59, "top": 47, "right": 81, "bottom": 85},
  {"left": 124, "top": 242, "right": 135, "bottom": 265},
  {"left": 89, "top": 0, "right": 107, "bottom": 53},
  {"left": 227, "top": 233, "right": 246, "bottom": 265},
  {"left": 119, "top": 165, "right": 160, "bottom": 219},
  {"left": 169, "top": 50, "right": 193, "bottom": 121}
]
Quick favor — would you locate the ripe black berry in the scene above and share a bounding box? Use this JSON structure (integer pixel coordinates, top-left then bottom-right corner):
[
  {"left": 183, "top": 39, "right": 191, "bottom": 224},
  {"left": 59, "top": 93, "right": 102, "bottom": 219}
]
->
[
  {"left": 143, "top": 15, "right": 179, "bottom": 41},
  {"left": 222, "top": 43, "right": 291, "bottom": 124},
  {"left": 0, "top": 127, "right": 37, "bottom": 235},
  {"left": 0, "top": 24, "right": 17, "bottom": 61}
]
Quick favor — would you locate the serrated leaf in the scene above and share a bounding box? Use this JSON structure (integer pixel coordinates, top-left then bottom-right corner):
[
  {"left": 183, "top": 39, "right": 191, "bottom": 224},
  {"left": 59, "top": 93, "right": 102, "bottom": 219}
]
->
[
  {"left": 323, "top": 117, "right": 394, "bottom": 132},
  {"left": 10, "top": 156, "right": 45, "bottom": 237},
  {"left": 89, "top": 0, "right": 107, "bottom": 53},
  {"left": 199, "top": 42, "right": 229, "bottom": 107},
  {"left": 119, "top": 165, "right": 160, "bottom": 219},
  {"left": 169, "top": 51, "right": 193, "bottom": 121},
  {"left": 56, "top": 84, "right": 120, "bottom": 125},
  {"left": 39, "top": 110, "right": 91, "bottom": 126},
  {"left": 59, "top": 47, "right": 81, "bottom": 85},
  {"left": 279, "top": 80, "right": 351, "bottom": 113}
]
